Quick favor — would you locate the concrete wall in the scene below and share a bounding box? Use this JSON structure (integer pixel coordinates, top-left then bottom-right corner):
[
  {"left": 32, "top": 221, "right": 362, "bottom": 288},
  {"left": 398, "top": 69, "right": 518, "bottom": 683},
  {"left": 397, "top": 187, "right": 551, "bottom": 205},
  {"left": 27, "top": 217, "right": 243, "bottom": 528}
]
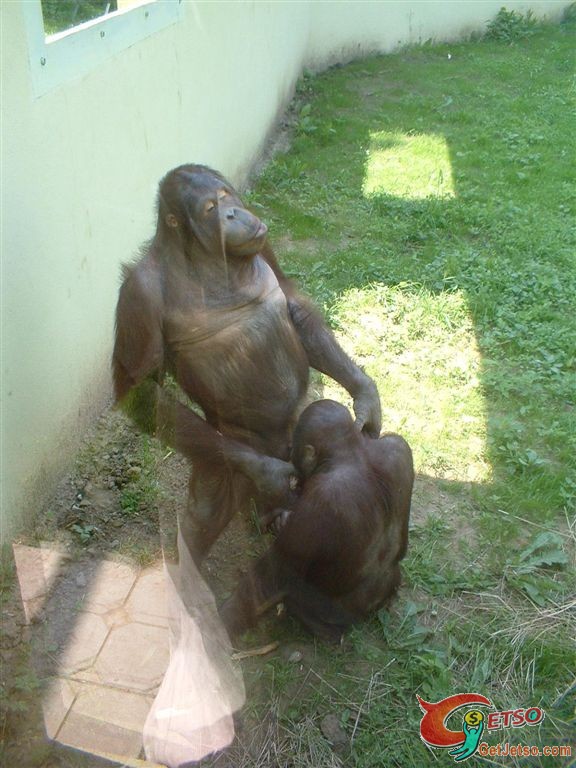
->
[
  {"left": 0, "top": 0, "right": 567, "bottom": 548},
  {"left": 307, "top": 0, "right": 566, "bottom": 66}
]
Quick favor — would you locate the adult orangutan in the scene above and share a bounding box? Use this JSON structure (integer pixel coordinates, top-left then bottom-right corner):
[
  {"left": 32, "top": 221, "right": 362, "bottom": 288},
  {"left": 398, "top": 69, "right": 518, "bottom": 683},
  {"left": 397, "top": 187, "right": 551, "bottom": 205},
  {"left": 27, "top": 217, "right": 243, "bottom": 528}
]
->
[
  {"left": 220, "top": 400, "right": 413, "bottom": 640},
  {"left": 112, "top": 165, "right": 381, "bottom": 561}
]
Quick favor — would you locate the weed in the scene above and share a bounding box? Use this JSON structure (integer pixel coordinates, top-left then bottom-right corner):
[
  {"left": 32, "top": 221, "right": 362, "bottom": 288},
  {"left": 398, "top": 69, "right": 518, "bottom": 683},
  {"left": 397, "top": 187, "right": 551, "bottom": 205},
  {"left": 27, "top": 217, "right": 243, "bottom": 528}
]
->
[
  {"left": 562, "top": 2, "right": 576, "bottom": 26},
  {"left": 70, "top": 522, "right": 97, "bottom": 544},
  {"left": 296, "top": 103, "right": 318, "bottom": 135},
  {"left": 0, "top": 666, "right": 41, "bottom": 736},
  {"left": 485, "top": 7, "right": 540, "bottom": 42},
  {"left": 0, "top": 559, "right": 15, "bottom": 596},
  {"left": 504, "top": 531, "right": 569, "bottom": 605},
  {"left": 118, "top": 436, "right": 159, "bottom": 519}
]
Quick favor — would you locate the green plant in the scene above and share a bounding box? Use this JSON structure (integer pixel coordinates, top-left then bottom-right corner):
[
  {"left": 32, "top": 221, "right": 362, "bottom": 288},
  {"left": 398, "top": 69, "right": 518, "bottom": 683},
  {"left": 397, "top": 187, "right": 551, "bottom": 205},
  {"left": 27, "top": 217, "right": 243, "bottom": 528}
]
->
[
  {"left": 0, "top": 669, "right": 41, "bottom": 727},
  {"left": 70, "top": 522, "right": 97, "bottom": 544},
  {"left": 485, "top": 7, "right": 539, "bottom": 42},
  {"left": 295, "top": 103, "right": 318, "bottom": 135},
  {"left": 119, "top": 436, "right": 158, "bottom": 519},
  {"left": 504, "top": 531, "right": 569, "bottom": 605},
  {"left": 561, "top": 2, "right": 576, "bottom": 26}
]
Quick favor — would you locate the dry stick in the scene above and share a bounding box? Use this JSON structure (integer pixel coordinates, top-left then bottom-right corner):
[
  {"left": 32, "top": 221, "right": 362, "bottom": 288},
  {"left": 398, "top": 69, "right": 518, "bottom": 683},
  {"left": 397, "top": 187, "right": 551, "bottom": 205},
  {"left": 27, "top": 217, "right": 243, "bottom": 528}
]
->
[
  {"left": 490, "top": 598, "right": 576, "bottom": 638},
  {"left": 288, "top": 666, "right": 313, "bottom": 707},
  {"left": 232, "top": 641, "right": 280, "bottom": 660},
  {"left": 308, "top": 668, "right": 357, "bottom": 708},
  {"left": 97, "top": 755, "right": 165, "bottom": 768},
  {"left": 350, "top": 675, "right": 375, "bottom": 745},
  {"left": 552, "top": 676, "right": 576, "bottom": 708},
  {"left": 497, "top": 508, "right": 573, "bottom": 539},
  {"left": 350, "top": 657, "right": 397, "bottom": 745},
  {"left": 564, "top": 507, "right": 576, "bottom": 539}
]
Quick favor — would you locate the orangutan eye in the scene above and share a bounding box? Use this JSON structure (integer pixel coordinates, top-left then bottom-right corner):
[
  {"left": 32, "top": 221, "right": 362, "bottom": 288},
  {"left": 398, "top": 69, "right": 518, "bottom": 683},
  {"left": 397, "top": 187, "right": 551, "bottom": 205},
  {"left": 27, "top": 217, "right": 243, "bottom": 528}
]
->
[
  {"left": 217, "top": 189, "right": 229, "bottom": 200},
  {"left": 205, "top": 200, "right": 217, "bottom": 214}
]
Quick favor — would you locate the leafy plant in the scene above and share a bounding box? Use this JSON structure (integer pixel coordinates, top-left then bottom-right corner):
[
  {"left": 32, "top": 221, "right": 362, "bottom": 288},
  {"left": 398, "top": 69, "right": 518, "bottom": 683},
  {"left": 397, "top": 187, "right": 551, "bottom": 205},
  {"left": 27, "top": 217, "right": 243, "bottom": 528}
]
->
[
  {"left": 119, "top": 488, "right": 141, "bottom": 516},
  {"left": 0, "top": 668, "right": 41, "bottom": 726},
  {"left": 561, "top": 2, "right": 576, "bottom": 27},
  {"left": 295, "top": 103, "right": 318, "bottom": 135},
  {"left": 70, "top": 522, "right": 97, "bottom": 544},
  {"left": 504, "top": 531, "right": 569, "bottom": 605},
  {"left": 485, "top": 7, "right": 539, "bottom": 42},
  {"left": 119, "top": 436, "right": 158, "bottom": 518}
]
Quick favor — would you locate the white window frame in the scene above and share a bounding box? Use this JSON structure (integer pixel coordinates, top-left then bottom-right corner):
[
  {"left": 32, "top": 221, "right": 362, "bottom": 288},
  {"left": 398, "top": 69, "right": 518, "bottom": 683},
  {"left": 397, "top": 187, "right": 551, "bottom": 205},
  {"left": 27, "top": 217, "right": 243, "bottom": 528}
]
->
[{"left": 22, "top": 0, "right": 183, "bottom": 99}]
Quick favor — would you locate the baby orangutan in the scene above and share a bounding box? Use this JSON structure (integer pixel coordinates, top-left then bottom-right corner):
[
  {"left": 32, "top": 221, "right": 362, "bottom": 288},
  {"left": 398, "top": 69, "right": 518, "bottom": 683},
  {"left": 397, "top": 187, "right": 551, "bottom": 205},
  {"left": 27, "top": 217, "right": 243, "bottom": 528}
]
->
[{"left": 220, "top": 400, "right": 414, "bottom": 641}]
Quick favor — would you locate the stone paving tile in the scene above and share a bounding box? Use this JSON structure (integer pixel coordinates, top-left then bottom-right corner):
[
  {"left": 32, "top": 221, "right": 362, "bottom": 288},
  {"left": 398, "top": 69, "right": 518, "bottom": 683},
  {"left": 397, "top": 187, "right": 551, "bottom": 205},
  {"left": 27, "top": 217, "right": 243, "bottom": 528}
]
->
[
  {"left": 93, "top": 623, "right": 170, "bottom": 693},
  {"left": 14, "top": 546, "right": 178, "bottom": 764},
  {"left": 81, "top": 560, "right": 138, "bottom": 615},
  {"left": 57, "top": 611, "right": 110, "bottom": 675},
  {"left": 102, "top": 605, "right": 133, "bottom": 629},
  {"left": 42, "top": 678, "right": 76, "bottom": 739},
  {"left": 56, "top": 682, "right": 154, "bottom": 759},
  {"left": 124, "top": 566, "right": 169, "bottom": 628},
  {"left": 13, "top": 544, "right": 65, "bottom": 622}
]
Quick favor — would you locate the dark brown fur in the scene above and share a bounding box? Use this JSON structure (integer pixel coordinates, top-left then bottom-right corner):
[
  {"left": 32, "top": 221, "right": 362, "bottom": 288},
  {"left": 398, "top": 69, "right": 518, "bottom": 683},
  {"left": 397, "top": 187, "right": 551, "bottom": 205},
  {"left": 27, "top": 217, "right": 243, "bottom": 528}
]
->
[
  {"left": 220, "top": 400, "right": 414, "bottom": 640},
  {"left": 112, "top": 166, "right": 382, "bottom": 561}
]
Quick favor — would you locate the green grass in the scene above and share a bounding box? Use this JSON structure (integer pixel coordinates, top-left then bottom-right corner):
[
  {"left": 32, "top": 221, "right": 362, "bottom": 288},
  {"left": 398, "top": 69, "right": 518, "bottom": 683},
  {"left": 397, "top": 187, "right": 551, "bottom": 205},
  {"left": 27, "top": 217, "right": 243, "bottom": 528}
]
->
[
  {"left": 231, "top": 14, "right": 575, "bottom": 768},
  {"left": 118, "top": 436, "right": 159, "bottom": 517}
]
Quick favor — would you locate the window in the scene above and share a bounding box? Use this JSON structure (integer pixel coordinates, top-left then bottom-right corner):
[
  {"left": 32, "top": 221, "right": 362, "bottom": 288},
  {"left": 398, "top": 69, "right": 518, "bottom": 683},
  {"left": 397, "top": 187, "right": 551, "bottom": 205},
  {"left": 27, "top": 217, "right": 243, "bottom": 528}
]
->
[
  {"left": 41, "top": 2, "right": 136, "bottom": 37},
  {"left": 22, "top": 0, "right": 183, "bottom": 98}
]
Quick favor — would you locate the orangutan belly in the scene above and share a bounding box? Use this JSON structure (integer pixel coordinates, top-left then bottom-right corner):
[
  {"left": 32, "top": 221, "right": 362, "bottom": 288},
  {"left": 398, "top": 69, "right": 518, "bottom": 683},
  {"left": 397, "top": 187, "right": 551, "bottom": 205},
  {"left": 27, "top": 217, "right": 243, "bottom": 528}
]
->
[{"left": 165, "top": 282, "right": 309, "bottom": 438}]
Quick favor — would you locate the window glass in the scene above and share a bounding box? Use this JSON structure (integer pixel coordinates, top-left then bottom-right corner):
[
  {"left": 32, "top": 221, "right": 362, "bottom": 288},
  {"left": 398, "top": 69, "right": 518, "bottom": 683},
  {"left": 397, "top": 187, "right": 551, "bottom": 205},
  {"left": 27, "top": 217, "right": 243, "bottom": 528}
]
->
[
  {"left": 40, "top": 0, "right": 151, "bottom": 37},
  {"left": 24, "top": 0, "right": 182, "bottom": 97}
]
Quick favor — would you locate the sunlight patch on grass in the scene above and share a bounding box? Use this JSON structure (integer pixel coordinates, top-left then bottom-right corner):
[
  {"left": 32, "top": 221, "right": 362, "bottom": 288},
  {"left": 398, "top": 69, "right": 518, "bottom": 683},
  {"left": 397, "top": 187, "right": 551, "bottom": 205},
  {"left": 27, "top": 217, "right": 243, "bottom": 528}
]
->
[
  {"left": 363, "top": 131, "right": 455, "bottom": 200},
  {"left": 323, "top": 284, "right": 489, "bottom": 483}
]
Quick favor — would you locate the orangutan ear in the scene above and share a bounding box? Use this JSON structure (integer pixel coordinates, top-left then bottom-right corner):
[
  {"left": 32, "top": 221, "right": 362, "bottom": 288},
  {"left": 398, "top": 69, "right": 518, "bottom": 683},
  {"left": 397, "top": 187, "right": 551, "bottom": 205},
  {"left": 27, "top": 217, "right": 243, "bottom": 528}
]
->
[{"left": 300, "top": 444, "right": 317, "bottom": 477}]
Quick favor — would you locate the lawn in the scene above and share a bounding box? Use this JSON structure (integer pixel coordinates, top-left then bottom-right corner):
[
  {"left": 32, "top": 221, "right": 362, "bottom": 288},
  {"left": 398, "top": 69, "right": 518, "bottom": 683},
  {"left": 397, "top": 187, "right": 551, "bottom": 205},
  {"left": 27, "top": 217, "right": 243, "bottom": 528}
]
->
[{"left": 223, "top": 11, "right": 575, "bottom": 767}]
